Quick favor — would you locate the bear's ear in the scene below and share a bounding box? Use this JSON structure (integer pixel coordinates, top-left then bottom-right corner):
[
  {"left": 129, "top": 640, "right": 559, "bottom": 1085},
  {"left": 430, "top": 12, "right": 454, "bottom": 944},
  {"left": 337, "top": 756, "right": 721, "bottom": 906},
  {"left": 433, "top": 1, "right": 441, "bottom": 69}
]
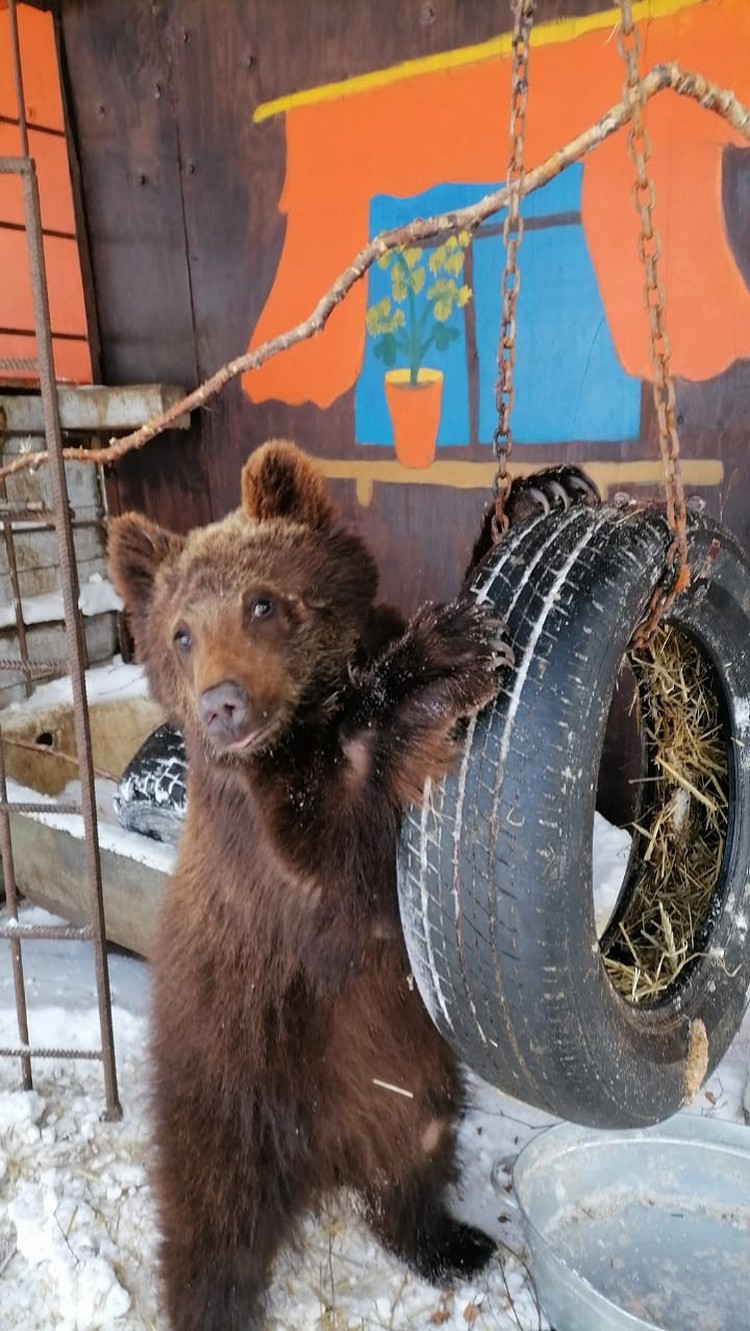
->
[
  {"left": 108, "top": 514, "right": 184, "bottom": 647},
  {"left": 241, "top": 440, "right": 334, "bottom": 530}
]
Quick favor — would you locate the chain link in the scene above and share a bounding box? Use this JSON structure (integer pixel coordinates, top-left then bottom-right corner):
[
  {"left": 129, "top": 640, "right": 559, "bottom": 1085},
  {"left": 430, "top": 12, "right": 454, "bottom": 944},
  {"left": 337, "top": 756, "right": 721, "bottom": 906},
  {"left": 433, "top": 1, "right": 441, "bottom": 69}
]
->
[
  {"left": 492, "top": 0, "right": 535, "bottom": 540},
  {"left": 618, "top": 0, "right": 690, "bottom": 639}
]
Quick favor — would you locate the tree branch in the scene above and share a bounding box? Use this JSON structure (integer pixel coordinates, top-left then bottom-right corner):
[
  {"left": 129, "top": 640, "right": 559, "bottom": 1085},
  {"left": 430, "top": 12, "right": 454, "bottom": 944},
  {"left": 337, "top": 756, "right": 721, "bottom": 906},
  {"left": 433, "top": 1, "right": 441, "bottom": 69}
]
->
[{"left": 2, "top": 62, "right": 748, "bottom": 485}]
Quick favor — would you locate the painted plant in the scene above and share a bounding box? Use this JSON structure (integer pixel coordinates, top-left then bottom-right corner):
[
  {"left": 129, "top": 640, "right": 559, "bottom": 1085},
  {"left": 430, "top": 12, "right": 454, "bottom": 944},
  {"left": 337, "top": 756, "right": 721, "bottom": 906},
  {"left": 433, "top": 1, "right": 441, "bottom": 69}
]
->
[{"left": 366, "top": 233, "right": 472, "bottom": 385}]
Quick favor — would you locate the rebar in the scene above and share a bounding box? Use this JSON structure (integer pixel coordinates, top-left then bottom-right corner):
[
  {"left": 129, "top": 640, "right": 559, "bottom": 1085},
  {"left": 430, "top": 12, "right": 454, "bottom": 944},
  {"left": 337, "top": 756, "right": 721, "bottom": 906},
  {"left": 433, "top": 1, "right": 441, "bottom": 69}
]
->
[{"left": 0, "top": 0, "right": 121, "bottom": 1119}]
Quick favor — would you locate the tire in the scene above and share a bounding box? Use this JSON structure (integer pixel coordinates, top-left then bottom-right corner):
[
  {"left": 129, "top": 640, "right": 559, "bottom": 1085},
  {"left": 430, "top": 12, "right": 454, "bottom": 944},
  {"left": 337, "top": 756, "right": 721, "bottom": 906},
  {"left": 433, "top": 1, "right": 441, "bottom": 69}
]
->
[
  {"left": 397, "top": 502, "right": 750, "bottom": 1127},
  {"left": 113, "top": 723, "right": 187, "bottom": 844}
]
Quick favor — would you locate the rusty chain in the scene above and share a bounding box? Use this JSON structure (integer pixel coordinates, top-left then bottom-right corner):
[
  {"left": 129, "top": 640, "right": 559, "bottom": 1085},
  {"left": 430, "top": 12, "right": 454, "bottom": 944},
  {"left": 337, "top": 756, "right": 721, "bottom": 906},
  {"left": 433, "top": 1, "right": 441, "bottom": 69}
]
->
[
  {"left": 492, "top": 0, "right": 535, "bottom": 540},
  {"left": 618, "top": 0, "right": 690, "bottom": 640}
]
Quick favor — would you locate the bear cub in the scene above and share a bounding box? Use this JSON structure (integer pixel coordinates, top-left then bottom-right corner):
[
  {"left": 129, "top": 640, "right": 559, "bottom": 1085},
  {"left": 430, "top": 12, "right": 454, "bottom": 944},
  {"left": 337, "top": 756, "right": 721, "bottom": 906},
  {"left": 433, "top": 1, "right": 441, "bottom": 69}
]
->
[{"left": 108, "top": 441, "right": 515, "bottom": 1331}]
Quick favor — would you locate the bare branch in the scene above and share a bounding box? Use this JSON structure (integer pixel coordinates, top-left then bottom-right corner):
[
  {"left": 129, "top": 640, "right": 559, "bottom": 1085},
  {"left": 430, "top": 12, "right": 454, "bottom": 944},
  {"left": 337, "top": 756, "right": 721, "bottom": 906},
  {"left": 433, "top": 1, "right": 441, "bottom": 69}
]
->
[{"left": 2, "top": 62, "right": 748, "bottom": 485}]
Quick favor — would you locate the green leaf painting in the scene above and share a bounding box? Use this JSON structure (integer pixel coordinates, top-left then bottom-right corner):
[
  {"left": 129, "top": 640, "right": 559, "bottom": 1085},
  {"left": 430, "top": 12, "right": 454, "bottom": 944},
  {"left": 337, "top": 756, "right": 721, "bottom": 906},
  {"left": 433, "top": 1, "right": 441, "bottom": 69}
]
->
[{"left": 366, "top": 233, "right": 472, "bottom": 385}]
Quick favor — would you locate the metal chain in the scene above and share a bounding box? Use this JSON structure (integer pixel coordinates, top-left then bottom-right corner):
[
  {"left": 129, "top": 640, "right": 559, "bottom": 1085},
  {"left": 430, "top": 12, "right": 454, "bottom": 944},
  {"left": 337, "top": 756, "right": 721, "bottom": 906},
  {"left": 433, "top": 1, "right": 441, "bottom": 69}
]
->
[
  {"left": 492, "top": 0, "right": 535, "bottom": 540},
  {"left": 618, "top": 0, "right": 690, "bottom": 638}
]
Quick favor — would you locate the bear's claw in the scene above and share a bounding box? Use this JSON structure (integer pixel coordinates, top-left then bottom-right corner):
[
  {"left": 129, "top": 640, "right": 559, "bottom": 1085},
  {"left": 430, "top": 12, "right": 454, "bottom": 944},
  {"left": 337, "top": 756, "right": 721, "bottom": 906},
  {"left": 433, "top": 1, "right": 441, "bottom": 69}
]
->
[
  {"left": 410, "top": 599, "right": 512, "bottom": 716},
  {"left": 505, "top": 464, "right": 600, "bottom": 527},
  {"left": 409, "top": 1216, "right": 497, "bottom": 1283}
]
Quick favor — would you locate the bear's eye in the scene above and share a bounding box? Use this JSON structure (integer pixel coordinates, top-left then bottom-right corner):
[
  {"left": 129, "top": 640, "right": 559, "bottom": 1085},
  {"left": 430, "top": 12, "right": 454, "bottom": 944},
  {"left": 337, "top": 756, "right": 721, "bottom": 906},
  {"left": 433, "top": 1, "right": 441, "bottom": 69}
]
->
[
  {"left": 251, "top": 597, "right": 274, "bottom": 620},
  {"left": 173, "top": 625, "right": 192, "bottom": 652}
]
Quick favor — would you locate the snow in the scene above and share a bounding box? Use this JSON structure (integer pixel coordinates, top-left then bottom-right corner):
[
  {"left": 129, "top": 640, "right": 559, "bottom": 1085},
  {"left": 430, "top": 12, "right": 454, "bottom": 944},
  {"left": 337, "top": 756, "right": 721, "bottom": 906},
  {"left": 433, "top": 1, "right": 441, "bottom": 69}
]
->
[
  {"left": 0, "top": 575, "right": 122, "bottom": 631},
  {"left": 1, "top": 657, "right": 148, "bottom": 715},
  {"left": 592, "top": 809, "right": 631, "bottom": 936}
]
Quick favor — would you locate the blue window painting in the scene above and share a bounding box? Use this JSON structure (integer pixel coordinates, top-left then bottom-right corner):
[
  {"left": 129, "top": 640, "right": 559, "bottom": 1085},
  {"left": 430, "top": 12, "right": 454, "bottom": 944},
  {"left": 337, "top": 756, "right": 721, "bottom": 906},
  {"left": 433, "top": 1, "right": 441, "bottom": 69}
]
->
[{"left": 355, "top": 166, "right": 641, "bottom": 449}]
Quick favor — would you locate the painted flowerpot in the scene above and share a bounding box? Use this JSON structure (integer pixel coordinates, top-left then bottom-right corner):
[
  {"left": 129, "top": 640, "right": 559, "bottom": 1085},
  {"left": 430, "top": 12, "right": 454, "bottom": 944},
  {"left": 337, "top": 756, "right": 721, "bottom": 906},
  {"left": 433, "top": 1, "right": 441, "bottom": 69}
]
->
[{"left": 384, "top": 367, "right": 443, "bottom": 469}]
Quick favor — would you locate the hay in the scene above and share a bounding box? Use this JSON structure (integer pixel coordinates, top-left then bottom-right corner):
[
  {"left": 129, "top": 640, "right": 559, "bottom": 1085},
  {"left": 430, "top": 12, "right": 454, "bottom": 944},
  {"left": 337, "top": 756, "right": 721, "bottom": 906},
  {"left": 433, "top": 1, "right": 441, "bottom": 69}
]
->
[{"left": 602, "top": 624, "right": 729, "bottom": 1003}]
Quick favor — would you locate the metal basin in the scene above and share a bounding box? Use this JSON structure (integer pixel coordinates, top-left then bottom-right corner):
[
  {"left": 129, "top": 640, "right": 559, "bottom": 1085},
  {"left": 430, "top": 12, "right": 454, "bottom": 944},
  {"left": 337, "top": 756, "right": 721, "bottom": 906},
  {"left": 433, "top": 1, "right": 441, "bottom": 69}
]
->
[{"left": 513, "top": 1115, "right": 750, "bottom": 1330}]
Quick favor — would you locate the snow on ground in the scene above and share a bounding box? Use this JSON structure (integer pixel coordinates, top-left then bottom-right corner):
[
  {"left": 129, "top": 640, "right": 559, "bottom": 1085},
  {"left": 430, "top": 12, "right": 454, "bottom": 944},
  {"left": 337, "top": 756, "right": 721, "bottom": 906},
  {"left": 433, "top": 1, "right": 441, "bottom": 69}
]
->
[
  {"left": 0, "top": 906, "right": 553, "bottom": 1331},
  {"left": 2, "top": 833, "right": 750, "bottom": 1329}
]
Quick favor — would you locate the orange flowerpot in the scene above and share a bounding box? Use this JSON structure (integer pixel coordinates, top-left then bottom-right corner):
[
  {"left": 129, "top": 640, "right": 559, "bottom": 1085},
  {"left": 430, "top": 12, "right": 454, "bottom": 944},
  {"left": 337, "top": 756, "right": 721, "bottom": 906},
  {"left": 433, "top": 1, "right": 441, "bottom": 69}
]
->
[{"left": 384, "top": 368, "right": 443, "bottom": 469}]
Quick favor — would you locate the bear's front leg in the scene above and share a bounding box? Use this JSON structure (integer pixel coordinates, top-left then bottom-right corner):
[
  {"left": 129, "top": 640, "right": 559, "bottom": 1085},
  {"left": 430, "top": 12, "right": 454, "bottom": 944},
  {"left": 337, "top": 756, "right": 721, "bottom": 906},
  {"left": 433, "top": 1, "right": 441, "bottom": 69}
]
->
[{"left": 346, "top": 600, "right": 511, "bottom": 807}]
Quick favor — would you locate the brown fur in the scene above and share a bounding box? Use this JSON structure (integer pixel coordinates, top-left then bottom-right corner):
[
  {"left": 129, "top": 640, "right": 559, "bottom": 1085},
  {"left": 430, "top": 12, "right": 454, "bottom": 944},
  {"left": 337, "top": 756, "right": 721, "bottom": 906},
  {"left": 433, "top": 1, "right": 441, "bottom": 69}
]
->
[{"left": 108, "top": 442, "right": 508, "bottom": 1331}]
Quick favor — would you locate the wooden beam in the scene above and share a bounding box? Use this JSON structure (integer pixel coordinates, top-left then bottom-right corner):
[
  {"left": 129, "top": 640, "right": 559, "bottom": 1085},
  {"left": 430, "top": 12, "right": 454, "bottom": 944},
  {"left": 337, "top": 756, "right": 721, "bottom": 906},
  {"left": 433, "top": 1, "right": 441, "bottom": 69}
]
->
[{"left": 0, "top": 384, "right": 190, "bottom": 434}]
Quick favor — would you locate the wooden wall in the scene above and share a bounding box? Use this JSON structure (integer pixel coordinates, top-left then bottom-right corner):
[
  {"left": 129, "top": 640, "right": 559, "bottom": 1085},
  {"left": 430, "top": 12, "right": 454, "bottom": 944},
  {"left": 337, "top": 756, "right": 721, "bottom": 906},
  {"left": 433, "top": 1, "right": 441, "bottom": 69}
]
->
[{"left": 53, "top": 0, "right": 750, "bottom": 614}]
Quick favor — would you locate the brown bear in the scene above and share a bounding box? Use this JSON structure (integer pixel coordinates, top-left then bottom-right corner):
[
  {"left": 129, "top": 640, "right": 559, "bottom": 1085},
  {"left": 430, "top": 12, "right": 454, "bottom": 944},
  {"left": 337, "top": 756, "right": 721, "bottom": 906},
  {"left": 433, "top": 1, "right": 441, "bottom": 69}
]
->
[{"left": 107, "top": 441, "right": 514, "bottom": 1331}]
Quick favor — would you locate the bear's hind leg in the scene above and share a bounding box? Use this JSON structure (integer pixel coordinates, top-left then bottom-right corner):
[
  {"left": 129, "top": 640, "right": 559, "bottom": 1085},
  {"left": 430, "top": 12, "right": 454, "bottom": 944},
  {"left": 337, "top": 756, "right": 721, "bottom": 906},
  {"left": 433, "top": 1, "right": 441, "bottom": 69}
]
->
[
  {"left": 161, "top": 1218, "right": 296, "bottom": 1331},
  {"left": 362, "top": 1168, "right": 496, "bottom": 1285},
  {"left": 160, "top": 1245, "right": 267, "bottom": 1331},
  {"left": 154, "top": 1088, "right": 305, "bottom": 1331}
]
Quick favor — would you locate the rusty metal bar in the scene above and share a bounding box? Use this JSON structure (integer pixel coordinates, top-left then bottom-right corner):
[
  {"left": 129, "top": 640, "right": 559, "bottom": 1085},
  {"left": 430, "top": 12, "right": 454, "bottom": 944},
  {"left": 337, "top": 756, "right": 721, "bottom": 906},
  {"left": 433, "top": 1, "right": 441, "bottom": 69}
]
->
[
  {"left": 0, "top": 1046, "right": 102, "bottom": 1061},
  {"left": 0, "top": 467, "right": 34, "bottom": 697},
  {"left": 1, "top": 0, "right": 122, "bottom": 1119},
  {"left": 0, "top": 799, "right": 81, "bottom": 815},
  {"left": 1, "top": 5, "right": 32, "bottom": 697},
  {"left": 0, "top": 657, "right": 72, "bottom": 675},
  {"left": 8, "top": 1, "right": 28, "bottom": 158},
  {"left": 0, "top": 501, "right": 51, "bottom": 517},
  {"left": 0, "top": 922, "right": 93, "bottom": 941},
  {"left": 0, "top": 546, "right": 33, "bottom": 694},
  {"left": 19, "top": 164, "right": 121, "bottom": 1119},
  {"left": 1, "top": 506, "right": 105, "bottom": 529},
  {"left": 0, "top": 158, "right": 31, "bottom": 176},
  {"left": 0, "top": 480, "right": 105, "bottom": 701},
  {"left": 0, "top": 732, "right": 32, "bottom": 1088},
  {"left": 0, "top": 357, "right": 38, "bottom": 373}
]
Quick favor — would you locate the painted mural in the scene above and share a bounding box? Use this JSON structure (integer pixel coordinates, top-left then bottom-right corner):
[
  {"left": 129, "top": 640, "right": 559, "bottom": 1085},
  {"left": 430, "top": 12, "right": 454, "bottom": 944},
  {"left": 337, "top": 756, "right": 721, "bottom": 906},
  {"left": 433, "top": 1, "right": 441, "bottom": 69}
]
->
[{"left": 244, "top": 0, "right": 750, "bottom": 502}]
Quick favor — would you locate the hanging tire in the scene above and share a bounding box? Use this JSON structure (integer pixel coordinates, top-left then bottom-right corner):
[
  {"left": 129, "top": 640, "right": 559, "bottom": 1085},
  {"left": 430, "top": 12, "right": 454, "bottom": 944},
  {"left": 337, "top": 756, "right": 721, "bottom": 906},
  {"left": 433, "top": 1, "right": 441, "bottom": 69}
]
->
[{"left": 397, "top": 501, "right": 750, "bottom": 1127}]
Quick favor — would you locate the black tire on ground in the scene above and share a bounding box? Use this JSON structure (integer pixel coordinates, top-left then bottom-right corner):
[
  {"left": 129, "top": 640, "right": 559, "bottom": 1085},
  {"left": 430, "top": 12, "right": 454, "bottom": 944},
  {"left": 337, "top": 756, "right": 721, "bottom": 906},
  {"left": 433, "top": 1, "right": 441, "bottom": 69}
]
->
[{"left": 397, "top": 502, "right": 750, "bottom": 1128}]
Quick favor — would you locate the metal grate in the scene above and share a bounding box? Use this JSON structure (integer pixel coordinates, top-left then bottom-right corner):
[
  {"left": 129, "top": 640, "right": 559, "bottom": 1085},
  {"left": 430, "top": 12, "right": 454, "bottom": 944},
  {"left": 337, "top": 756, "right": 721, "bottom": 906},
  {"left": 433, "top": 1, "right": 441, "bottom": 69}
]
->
[{"left": 0, "top": 0, "right": 121, "bottom": 1119}]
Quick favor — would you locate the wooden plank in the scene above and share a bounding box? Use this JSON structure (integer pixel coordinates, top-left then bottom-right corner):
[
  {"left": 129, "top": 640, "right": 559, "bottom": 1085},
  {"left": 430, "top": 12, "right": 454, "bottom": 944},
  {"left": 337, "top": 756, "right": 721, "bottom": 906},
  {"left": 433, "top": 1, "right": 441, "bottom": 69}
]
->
[
  {"left": 54, "top": 3, "right": 197, "bottom": 385},
  {"left": 57, "top": 0, "right": 211, "bottom": 528},
  {"left": 0, "top": 384, "right": 190, "bottom": 433},
  {"left": 1, "top": 696, "right": 164, "bottom": 790},
  {"left": 11, "top": 820, "right": 164, "bottom": 958},
  {"left": 2, "top": 694, "right": 167, "bottom": 955}
]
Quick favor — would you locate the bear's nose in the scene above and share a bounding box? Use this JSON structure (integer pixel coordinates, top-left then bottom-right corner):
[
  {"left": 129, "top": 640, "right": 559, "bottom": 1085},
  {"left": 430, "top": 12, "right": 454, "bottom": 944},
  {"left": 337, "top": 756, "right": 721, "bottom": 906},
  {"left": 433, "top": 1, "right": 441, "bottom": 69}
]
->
[{"left": 198, "top": 680, "right": 250, "bottom": 741}]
